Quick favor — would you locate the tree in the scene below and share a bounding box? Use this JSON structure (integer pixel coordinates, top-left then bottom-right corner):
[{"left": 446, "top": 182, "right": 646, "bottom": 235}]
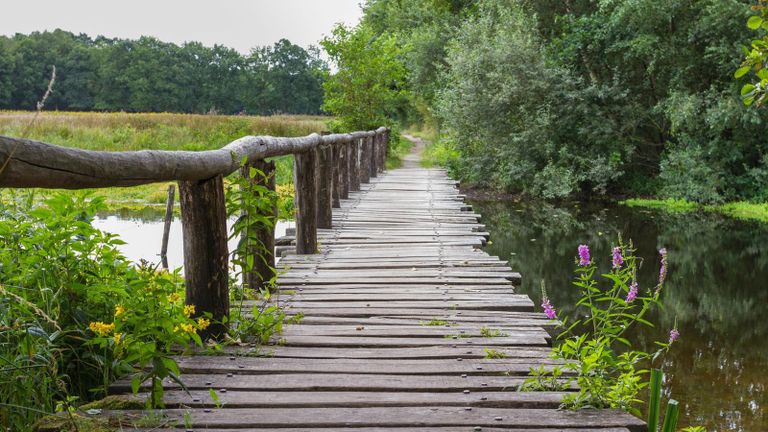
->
[
  {"left": 321, "top": 23, "right": 409, "bottom": 130},
  {"left": 736, "top": 0, "right": 768, "bottom": 107}
]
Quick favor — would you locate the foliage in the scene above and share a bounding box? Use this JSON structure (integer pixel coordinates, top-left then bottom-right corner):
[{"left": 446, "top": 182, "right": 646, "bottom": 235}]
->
[
  {"left": 224, "top": 160, "right": 293, "bottom": 345},
  {"left": 321, "top": 23, "right": 409, "bottom": 131},
  {"left": 483, "top": 348, "right": 507, "bottom": 359},
  {"left": 524, "top": 240, "right": 675, "bottom": 415},
  {"left": 620, "top": 198, "right": 699, "bottom": 214},
  {"left": 0, "top": 30, "right": 326, "bottom": 115},
  {"left": 622, "top": 197, "right": 768, "bottom": 223},
  {"left": 736, "top": 0, "right": 768, "bottom": 107},
  {"left": 87, "top": 263, "right": 207, "bottom": 409},
  {"left": 346, "top": 0, "right": 768, "bottom": 203},
  {"left": 0, "top": 192, "right": 188, "bottom": 428}
]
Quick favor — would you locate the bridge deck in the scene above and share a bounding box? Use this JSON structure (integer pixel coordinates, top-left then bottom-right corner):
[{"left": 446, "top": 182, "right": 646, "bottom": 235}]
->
[{"left": 108, "top": 147, "right": 644, "bottom": 431}]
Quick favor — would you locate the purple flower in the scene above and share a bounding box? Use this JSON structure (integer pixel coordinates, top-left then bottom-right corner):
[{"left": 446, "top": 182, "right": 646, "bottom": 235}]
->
[
  {"left": 578, "top": 244, "right": 590, "bottom": 266},
  {"left": 658, "top": 248, "right": 668, "bottom": 286},
  {"left": 669, "top": 328, "right": 680, "bottom": 343},
  {"left": 612, "top": 246, "right": 624, "bottom": 269},
  {"left": 542, "top": 298, "right": 557, "bottom": 320},
  {"left": 625, "top": 281, "right": 638, "bottom": 303}
]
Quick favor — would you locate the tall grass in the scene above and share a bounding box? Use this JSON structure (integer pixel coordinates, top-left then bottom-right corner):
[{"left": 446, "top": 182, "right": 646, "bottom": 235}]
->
[{"left": 0, "top": 111, "right": 328, "bottom": 151}]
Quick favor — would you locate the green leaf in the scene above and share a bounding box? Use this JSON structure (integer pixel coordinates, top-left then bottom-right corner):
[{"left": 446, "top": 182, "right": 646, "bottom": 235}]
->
[
  {"left": 661, "top": 399, "right": 680, "bottom": 432},
  {"left": 735, "top": 66, "right": 751, "bottom": 78},
  {"left": 647, "top": 369, "right": 663, "bottom": 432},
  {"left": 131, "top": 375, "right": 142, "bottom": 395},
  {"left": 741, "top": 83, "right": 756, "bottom": 96},
  {"left": 748, "top": 16, "right": 763, "bottom": 30}
]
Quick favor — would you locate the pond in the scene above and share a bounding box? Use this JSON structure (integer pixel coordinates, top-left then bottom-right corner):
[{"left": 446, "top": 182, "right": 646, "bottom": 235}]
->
[
  {"left": 92, "top": 211, "right": 293, "bottom": 270},
  {"left": 468, "top": 198, "right": 767, "bottom": 431}
]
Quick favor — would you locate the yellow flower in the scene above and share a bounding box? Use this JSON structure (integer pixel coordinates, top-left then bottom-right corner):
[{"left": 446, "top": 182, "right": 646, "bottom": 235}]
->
[
  {"left": 180, "top": 323, "right": 196, "bottom": 334},
  {"left": 197, "top": 318, "right": 211, "bottom": 330},
  {"left": 113, "top": 332, "right": 123, "bottom": 344},
  {"left": 167, "top": 293, "right": 182, "bottom": 303},
  {"left": 114, "top": 304, "right": 126, "bottom": 318},
  {"left": 183, "top": 304, "right": 196, "bottom": 318},
  {"left": 89, "top": 321, "right": 115, "bottom": 337}
]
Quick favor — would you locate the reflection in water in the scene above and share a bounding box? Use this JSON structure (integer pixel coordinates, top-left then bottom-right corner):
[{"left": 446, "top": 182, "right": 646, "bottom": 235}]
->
[
  {"left": 92, "top": 215, "right": 293, "bottom": 270},
  {"left": 470, "top": 199, "right": 768, "bottom": 431}
]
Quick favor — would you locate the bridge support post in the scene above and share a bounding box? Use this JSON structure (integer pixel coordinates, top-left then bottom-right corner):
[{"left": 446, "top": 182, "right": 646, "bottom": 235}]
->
[
  {"left": 349, "top": 139, "right": 360, "bottom": 191},
  {"left": 332, "top": 144, "right": 345, "bottom": 205},
  {"left": 241, "top": 159, "right": 276, "bottom": 292},
  {"left": 370, "top": 134, "right": 378, "bottom": 179},
  {"left": 294, "top": 148, "right": 318, "bottom": 254},
  {"left": 360, "top": 136, "right": 371, "bottom": 184},
  {"left": 380, "top": 130, "right": 388, "bottom": 172},
  {"left": 316, "top": 144, "right": 334, "bottom": 229},
  {"left": 338, "top": 142, "right": 349, "bottom": 199},
  {"left": 179, "top": 175, "right": 229, "bottom": 339}
]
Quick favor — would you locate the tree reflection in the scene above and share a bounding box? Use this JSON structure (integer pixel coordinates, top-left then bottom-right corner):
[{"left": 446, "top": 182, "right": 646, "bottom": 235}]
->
[{"left": 471, "top": 199, "right": 768, "bottom": 431}]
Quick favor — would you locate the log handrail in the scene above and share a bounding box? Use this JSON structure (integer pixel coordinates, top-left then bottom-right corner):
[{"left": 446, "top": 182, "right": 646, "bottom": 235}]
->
[
  {"left": 0, "top": 125, "right": 390, "bottom": 339},
  {"left": 0, "top": 128, "right": 384, "bottom": 188}
]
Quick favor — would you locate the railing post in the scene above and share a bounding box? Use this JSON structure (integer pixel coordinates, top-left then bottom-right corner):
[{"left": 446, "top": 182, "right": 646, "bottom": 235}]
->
[
  {"left": 293, "top": 148, "right": 318, "bottom": 254},
  {"left": 241, "top": 159, "right": 276, "bottom": 292},
  {"left": 349, "top": 139, "right": 360, "bottom": 192},
  {"left": 332, "top": 143, "right": 344, "bottom": 206},
  {"left": 369, "top": 134, "right": 378, "bottom": 179},
  {"left": 360, "top": 136, "right": 371, "bottom": 184},
  {"left": 316, "top": 144, "right": 334, "bottom": 229},
  {"left": 179, "top": 175, "right": 229, "bottom": 339},
  {"left": 339, "top": 142, "right": 349, "bottom": 199},
  {"left": 380, "top": 130, "right": 388, "bottom": 172}
]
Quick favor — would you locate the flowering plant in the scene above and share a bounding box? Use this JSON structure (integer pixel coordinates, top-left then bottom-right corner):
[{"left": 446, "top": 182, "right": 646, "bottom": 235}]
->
[
  {"left": 88, "top": 263, "right": 210, "bottom": 408},
  {"left": 524, "top": 238, "right": 678, "bottom": 414}
]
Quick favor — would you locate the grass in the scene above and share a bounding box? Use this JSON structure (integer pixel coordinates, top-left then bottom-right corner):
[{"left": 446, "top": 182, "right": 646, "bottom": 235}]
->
[
  {"left": 621, "top": 198, "right": 699, "bottom": 213},
  {"left": 420, "top": 318, "right": 449, "bottom": 326},
  {"left": 621, "top": 198, "right": 768, "bottom": 223},
  {"left": 483, "top": 348, "right": 508, "bottom": 359}
]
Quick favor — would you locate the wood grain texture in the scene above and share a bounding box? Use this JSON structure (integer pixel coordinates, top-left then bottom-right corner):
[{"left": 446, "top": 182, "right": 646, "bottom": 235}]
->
[{"left": 178, "top": 175, "right": 229, "bottom": 339}]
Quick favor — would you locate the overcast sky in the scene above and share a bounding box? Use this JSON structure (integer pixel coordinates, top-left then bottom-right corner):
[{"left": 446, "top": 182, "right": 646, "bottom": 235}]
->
[{"left": 0, "top": 0, "right": 364, "bottom": 53}]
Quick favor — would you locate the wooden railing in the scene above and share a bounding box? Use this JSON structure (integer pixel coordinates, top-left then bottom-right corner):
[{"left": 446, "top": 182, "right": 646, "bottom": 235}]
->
[{"left": 0, "top": 127, "right": 391, "bottom": 337}]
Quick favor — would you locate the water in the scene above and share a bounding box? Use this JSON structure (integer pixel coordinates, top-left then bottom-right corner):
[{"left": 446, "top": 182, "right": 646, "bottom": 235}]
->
[
  {"left": 469, "top": 199, "right": 768, "bottom": 431},
  {"left": 92, "top": 214, "right": 293, "bottom": 270}
]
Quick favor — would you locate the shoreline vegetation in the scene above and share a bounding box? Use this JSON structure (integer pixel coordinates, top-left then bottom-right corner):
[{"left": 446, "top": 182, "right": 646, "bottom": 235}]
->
[{"left": 412, "top": 129, "right": 768, "bottom": 225}]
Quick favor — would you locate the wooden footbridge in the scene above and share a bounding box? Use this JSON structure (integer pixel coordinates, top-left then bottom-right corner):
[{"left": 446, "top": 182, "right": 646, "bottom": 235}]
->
[{"left": 0, "top": 130, "right": 645, "bottom": 431}]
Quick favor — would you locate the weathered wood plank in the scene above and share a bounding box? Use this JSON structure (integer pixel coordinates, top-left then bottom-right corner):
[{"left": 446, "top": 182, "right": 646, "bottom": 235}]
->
[{"left": 113, "top": 407, "right": 645, "bottom": 430}]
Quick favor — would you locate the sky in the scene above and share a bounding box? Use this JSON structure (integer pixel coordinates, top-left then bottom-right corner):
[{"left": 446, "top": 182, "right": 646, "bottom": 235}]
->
[{"left": 0, "top": 0, "right": 364, "bottom": 53}]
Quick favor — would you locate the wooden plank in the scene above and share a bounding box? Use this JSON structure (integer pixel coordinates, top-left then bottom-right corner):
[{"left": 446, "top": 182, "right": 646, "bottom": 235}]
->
[
  {"left": 222, "top": 346, "right": 551, "bottom": 359},
  {"left": 268, "top": 335, "right": 548, "bottom": 348},
  {"left": 113, "top": 407, "right": 645, "bottom": 430},
  {"left": 111, "top": 373, "right": 542, "bottom": 393},
  {"left": 134, "top": 389, "right": 567, "bottom": 409},
  {"left": 170, "top": 357, "right": 565, "bottom": 375}
]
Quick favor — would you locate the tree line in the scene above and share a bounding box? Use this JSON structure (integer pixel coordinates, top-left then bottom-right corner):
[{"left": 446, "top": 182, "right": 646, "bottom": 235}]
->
[
  {"left": 0, "top": 29, "right": 326, "bottom": 115},
  {"left": 323, "top": 0, "right": 768, "bottom": 203}
]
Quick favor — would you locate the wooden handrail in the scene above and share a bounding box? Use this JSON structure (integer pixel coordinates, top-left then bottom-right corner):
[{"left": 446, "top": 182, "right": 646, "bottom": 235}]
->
[
  {"left": 0, "top": 125, "right": 390, "bottom": 340},
  {"left": 0, "top": 128, "right": 384, "bottom": 189}
]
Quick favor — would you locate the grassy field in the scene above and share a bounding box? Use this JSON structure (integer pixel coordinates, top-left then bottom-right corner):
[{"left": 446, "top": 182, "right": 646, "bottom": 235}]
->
[{"left": 0, "top": 111, "right": 331, "bottom": 216}]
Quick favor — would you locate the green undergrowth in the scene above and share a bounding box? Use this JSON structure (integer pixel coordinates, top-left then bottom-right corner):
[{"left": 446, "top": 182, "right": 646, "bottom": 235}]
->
[{"left": 622, "top": 198, "right": 768, "bottom": 223}]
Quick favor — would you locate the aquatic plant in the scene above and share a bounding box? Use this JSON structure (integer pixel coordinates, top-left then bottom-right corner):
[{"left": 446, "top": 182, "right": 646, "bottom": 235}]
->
[{"left": 524, "top": 237, "right": 677, "bottom": 415}]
